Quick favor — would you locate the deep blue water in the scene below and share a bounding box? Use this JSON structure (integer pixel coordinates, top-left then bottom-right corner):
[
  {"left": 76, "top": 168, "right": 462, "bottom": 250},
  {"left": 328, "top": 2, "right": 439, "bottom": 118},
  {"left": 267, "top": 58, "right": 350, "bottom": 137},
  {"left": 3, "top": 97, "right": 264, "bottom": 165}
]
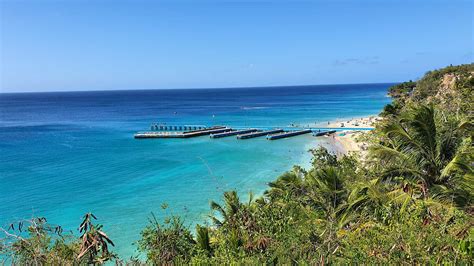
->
[{"left": 0, "top": 84, "right": 391, "bottom": 257}]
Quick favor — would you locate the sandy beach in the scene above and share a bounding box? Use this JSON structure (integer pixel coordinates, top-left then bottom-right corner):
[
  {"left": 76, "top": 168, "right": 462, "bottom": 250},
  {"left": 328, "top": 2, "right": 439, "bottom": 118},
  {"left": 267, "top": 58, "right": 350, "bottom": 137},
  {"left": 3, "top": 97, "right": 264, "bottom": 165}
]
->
[
  {"left": 316, "top": 115, "right": 381, "bottom": 129},
  {"left": 315, "top": 115, "right": 378, "bottom": 156},
  {"left": 334, "top": 131, "right": 366, "bottom": 154}
]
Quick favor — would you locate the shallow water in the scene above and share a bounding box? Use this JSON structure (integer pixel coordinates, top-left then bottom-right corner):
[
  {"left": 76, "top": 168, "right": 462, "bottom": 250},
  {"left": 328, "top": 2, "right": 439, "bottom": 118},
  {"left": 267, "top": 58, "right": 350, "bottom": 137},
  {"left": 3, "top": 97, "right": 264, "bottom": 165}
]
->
[{"left": 0, "top": 84, "right": 391, "bottom": 257}]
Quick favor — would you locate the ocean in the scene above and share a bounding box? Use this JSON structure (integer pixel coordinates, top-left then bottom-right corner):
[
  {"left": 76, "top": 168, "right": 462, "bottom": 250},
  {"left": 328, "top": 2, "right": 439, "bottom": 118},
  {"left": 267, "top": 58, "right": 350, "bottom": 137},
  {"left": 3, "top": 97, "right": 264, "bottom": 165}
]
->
[{"left": 0, "top": 84, "right": 391, "bottom": 257}]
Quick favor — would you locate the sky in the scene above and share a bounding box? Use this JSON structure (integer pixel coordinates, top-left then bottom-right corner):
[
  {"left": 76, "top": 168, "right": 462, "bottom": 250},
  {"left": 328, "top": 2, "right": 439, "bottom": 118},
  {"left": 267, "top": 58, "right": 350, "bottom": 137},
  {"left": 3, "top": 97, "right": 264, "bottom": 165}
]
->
[{"left": 0, "top": 0, "right": 472, "bottom": 92}]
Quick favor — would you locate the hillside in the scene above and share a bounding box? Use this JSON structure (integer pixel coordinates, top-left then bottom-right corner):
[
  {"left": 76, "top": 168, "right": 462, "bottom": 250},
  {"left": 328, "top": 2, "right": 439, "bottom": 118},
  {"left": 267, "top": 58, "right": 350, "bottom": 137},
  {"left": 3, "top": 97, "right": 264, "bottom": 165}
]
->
[{"left": 384, "top": 63, "right": 474, "bottom": 117}]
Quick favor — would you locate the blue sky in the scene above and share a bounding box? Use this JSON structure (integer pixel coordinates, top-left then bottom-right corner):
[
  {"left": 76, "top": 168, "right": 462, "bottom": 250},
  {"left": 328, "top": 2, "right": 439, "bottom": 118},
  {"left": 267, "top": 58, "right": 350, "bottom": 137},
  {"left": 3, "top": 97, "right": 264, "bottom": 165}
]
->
[{"left": 0, "top": 0, "right": 472, "bottom": 92}]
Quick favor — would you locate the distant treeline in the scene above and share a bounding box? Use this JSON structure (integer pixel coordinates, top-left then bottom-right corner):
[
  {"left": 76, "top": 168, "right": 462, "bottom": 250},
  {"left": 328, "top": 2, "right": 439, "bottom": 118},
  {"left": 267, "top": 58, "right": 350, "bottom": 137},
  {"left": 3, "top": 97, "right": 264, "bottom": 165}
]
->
[{"left": 1, "top": 64, "right": 473, "bottom": 265}]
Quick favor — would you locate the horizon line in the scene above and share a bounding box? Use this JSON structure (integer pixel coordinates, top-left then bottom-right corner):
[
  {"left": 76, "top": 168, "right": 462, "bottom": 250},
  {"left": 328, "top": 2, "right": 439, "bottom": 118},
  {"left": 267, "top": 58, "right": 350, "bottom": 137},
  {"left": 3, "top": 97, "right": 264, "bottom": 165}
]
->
[{"left": 0, "top": 81, "right": 398, "bottom": 94}]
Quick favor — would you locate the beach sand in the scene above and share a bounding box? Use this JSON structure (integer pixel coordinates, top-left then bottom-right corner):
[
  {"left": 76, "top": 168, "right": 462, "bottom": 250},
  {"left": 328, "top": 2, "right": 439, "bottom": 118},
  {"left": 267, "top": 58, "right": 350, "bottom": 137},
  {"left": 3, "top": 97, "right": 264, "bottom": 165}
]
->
[
  {"left": 334, "top": 131, "right": 366, "bottom": 154},
  {"left": 317, "top": 131, "right": 363, "bottom": 156},
  {"left": 317, "top": 115, "right": 381, "bottom": 129},
  {"left": 314, "top": 115, "right": 378, "bottom": 156}
]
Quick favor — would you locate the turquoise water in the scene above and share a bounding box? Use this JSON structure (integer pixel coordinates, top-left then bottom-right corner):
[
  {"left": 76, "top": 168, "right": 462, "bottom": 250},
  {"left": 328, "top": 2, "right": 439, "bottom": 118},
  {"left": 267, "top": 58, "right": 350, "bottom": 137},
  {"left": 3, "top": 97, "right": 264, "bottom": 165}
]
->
[{"left": 0, "top": 84, "right": 391, "bottom": 257}]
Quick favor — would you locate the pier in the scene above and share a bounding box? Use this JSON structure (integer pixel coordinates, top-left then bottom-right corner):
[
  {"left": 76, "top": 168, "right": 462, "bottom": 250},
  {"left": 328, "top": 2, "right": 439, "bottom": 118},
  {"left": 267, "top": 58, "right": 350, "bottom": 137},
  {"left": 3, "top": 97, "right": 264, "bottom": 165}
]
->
[
  {"left": 210, "top": 129, "right": 257, "bottom": 138},
  {"left": 150, "top": 123, "right": 208, "bottom": 131},
  {"left": 135, "top": 126, "right": 230, "bottom": 139},
  {"left": 237, "top": 129, "right": 284, "bottom": 139},
  {"left": 313, "top": 130, "right": 337, "bottom": 137},
  {"left": 135, "top": 123, "right": 370, "bottom": 140},
  {"left": 267, "top": 129, "right": 312, "bottom": 140},
  {"left": 185, "top": 126, "right": 226, "bottom": 134}
]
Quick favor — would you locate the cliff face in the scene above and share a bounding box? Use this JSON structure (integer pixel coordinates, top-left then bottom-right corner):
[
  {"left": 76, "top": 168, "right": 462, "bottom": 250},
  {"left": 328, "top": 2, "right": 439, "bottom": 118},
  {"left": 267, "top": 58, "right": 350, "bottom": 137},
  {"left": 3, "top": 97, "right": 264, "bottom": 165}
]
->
[
  {"left": 386, "top": 64, "right": 474, "bottom": 117},
  {"left": 412, "top": 64, "right": 474, "bottom": 115}
]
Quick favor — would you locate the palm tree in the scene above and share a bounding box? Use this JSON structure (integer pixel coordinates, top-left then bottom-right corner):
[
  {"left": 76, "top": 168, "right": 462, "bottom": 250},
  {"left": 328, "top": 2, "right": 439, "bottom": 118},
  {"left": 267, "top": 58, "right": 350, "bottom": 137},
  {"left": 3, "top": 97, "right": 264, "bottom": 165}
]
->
[
  {"left": 306, "top": 167, "right": 347, "bottom": 218},
  {"left": 265, "top": 167, "right": 306, "bottom": 202},
  {"left": 195, "top": 225, "right": 211, "bottom": 255},
  {"left": 339, "top": 178, "right": 394, "bottom": 225},
  {"left": 209, "top": 191, "right": 264, "bottom": 253},
  {"left": 209, "top": 191, "right": 243, "bottom": 228},
  {"left": 288, "top": 166, "right": 352, "bottom": 259},
  {"left": 370, "top": 104, "right": 473, "bottom": 207}
]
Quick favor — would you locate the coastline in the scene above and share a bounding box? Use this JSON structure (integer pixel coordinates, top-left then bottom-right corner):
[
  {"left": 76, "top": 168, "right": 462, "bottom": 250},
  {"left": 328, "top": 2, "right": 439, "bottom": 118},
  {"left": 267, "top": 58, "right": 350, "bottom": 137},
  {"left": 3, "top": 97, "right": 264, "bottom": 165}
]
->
[
  {"left": 315, "top": 115, "right": 378, "bottom": 156},
  {"left": 1, "top": 86, "right": 391, "bottom": 259},
  {"left": 333, "top": 130, "right": 366, "bottom": 154},
  {"left": 314, "top": 115, "right": 381, "bottom": 129},
  {"left": 233, "top": 115, "right": 376, "bottom": 231}
]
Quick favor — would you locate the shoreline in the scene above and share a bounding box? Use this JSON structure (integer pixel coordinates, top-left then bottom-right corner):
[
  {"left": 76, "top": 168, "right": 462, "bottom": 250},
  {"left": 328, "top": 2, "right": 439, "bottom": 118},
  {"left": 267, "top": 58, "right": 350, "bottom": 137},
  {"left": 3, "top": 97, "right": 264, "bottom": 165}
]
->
[
  {"left": 314, "top": 115, "right": 381, "bottom": 129},
  {"left": 313, "top": 115, "right": 378, "bottom": 156},
  {"left": 333, "top": 130, "right": 366, "bottom": 155}
]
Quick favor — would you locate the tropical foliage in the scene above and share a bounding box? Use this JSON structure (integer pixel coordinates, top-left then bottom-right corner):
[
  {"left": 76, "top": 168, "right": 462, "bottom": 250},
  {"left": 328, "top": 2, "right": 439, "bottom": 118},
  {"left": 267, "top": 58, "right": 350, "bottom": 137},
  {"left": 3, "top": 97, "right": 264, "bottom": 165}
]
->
[
  {"left": 1, "top": 64, "right": 473, "bottom": 264},
  {"left": 0, "top": 214, "right": 115, "bottom": 265}
]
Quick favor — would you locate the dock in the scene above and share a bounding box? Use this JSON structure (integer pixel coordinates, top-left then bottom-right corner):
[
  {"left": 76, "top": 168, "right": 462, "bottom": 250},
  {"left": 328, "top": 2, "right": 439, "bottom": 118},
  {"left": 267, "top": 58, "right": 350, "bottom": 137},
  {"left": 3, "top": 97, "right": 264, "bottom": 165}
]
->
[
  {"left": 135, "top": 122, "right": 371, "bottom": 141},
  {"left": 237, "top": 129, "right": 284, "bottom": 139},
  {"left": 267, "top": 129, "right": 312, "bottom": 140},
  {"left": 150, "top": 123, "right": 207, "bottom": 131},
  {"left": 210, "top": 129, "right": 257, "bottom": 138},
  {"left": 135, "top": 126, "right": 231, "bottom": 139},
  {"left": 185, "top": 126, "right": 226, "bottom": 134},
  {"left": 313, "top": 130, "right": 337, "bottom": 137}
]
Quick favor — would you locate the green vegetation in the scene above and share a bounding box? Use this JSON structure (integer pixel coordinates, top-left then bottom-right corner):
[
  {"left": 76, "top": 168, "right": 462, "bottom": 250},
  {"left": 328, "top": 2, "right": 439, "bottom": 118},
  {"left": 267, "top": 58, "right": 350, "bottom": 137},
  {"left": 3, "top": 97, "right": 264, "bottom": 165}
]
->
[
  {"left": 1, "top": 64, "right": 473, "bottom": 264},
  {"left": 0, "top": 214, "right": 116, "bottom": 265},
  {"left": 383, "top": 63, "right": 474, "bottom": 117}
]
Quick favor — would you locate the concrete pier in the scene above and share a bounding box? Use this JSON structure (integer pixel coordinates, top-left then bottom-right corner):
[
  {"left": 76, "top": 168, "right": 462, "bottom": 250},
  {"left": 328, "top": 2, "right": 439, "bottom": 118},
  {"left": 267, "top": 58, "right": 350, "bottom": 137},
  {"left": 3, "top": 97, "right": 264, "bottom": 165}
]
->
[
  {"left": 136, "top": 123, "right": 357, "bottom": 140},
  {"left": 150, "top": 123, "right": 207, "bottom": 131},
  {"left": 135, "top": 126, "right": 231, "bottom": 139},
  {"left": 237, "top": 129, "right": 284, "bottom": 139},
  {"left": 267, "top": 129, "right": 312, "bottom": 140},
  {"left": 313, "top": 130, "right": 337, "bottom": 137},
  {"left": 210, "top": 129, "right": 257, "bottom": 138},
  {"left": 185, "top": 126, "right": 226, "bottom": 134}
]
